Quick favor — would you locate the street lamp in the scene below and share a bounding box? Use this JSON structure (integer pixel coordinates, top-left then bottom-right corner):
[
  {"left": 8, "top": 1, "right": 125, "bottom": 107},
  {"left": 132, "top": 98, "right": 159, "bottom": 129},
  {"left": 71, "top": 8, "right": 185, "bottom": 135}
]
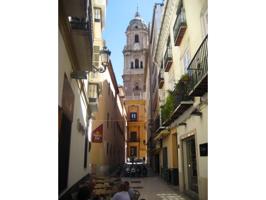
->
[
  {"left": 92, "top": 46, "right": 111, "bottom": 73},
  {"left": 70, "top": 45, "right": 111, "bottom": 79}
]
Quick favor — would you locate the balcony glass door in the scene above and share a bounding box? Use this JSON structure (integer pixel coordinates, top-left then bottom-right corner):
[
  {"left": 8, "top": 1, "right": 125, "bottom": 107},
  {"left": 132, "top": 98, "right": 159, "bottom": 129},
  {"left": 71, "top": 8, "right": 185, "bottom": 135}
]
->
[{"left": 130, "top": 146, "right": 137, "bottom": 157}]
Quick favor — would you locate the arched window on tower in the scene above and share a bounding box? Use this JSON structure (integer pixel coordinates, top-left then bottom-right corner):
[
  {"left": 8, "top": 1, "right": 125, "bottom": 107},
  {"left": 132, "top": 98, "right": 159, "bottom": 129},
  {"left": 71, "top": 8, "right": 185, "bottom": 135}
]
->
[
  {"left": 135, "top": 59, "right": 139, "bottom": 69},
  {"left": 135, "top": 34, "right": 139, "bottom": 43},
  {"left": 135, "top": 82, "right": 139, "bottom": 90},
  {"left": 140, "top": 61, "right": 143, "bottom": 68},
  {"left": 131, "top": 62, "right": 134, "bottom": 69}
]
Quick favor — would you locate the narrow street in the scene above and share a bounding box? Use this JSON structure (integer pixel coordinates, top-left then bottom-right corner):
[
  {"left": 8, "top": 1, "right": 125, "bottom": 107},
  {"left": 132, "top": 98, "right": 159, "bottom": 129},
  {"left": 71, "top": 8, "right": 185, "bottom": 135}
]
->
[{"left": 58, "top": 0, "right": 208, "bottom": 199}]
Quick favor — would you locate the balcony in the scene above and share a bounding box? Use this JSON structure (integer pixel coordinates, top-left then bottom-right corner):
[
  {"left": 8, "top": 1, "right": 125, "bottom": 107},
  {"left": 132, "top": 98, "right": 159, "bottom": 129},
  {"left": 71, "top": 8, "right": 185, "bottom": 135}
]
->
[
  {"left": 59, "top": 0, "right": 93, "bottom": 72},
  {"left": 161, "top": 75, "right": 193, "bottom": 126},
  {"left": 173, "top": 8, "right": 187, "bottom": 46},
  {"left": 164, "top": 47, "right": 173, "bottom": 72},
  {"left": 127, "top": 138, "right": 140, "bottom": 143},
  {"left": 124, "top": 92, "right": 146, "bottom": 100},
  {"left": 158, "top": 69, "right": 165, "bottom": 89},
  {"left": 153, "top": 115, "right": 164, "bottom": 134},
  {"left": 187, "top": 35, "right": 208, "bottom": 96}
]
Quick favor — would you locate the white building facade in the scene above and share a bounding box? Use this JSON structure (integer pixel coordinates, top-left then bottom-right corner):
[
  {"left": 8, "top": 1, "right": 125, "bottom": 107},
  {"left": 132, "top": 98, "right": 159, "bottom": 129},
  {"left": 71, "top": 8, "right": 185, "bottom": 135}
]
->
[{"left": 148, "top": 0, "right": 208, "bottom": 199}]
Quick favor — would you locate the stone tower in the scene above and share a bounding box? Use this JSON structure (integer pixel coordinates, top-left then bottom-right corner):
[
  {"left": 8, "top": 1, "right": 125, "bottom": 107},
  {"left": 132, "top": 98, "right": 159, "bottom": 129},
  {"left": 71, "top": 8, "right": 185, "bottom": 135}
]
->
[
  {"left": 122, "top": 11, "right": 149, "bottom": 162},
  {"left": 122, "top": 11, "right": 149, "bottom": 98}
]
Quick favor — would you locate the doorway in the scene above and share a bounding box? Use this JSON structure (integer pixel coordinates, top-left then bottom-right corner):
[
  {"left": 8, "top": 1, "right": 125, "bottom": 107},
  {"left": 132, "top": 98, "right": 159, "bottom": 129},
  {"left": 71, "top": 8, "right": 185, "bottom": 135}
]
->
[
  {"left": 59, "top": 111, "right": 72, "bottom": 194},
  {"left": 59, "top": 75, "right": 74, "bottom": 194},
  {"left": 154, "top": 153, "right": 160, "bottom": 174},
  {"left": 183, "top": 136, "right": 198, "bottom": 197},
  {"left": 162, "top": 147, "right": 168, "bottom": 181}
]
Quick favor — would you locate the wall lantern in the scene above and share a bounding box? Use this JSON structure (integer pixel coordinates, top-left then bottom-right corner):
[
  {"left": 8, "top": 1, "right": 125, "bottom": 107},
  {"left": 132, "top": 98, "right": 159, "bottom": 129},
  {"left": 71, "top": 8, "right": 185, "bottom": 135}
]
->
[
  {"left": 92, "top": 46, "right": 111, "bottom": 73},
  {"left": 71, "top": 46, "right": 111, "bottom": 79}
]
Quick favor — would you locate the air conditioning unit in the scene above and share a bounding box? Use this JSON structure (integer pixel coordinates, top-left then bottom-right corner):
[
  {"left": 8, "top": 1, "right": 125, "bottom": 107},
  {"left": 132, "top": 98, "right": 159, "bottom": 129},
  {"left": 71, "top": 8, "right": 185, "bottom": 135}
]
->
[{"left": 88, "top": 83, "right": 99, "bottom": 113}]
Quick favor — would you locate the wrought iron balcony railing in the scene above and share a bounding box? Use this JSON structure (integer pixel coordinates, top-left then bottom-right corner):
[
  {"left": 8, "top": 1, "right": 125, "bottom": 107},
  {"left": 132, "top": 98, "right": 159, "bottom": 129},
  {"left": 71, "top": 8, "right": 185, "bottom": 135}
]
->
[
  {"left": 187, "top": 35, "right": 208, "bottom": 96},
  {"left": 173, "top": 8, "right": 187, "bottom": 46},
  {"left": 164, "top": 47, "right": 173, "bottom": 72},
  {"left": 69, "top": 17, "right": 91, "bottom": 31},
  {"left": 127, "top": 138, "right": 140, "bottom": 142},
  {"left": 161, "top": 76, "right": 193, "bottom": 126}
]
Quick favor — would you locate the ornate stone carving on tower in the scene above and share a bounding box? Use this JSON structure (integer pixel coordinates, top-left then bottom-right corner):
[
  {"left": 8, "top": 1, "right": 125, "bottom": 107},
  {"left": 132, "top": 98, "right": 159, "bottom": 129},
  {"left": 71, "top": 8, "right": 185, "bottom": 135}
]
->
[{"left": 122, "top": 11, "right": 149, "bottom": 99}]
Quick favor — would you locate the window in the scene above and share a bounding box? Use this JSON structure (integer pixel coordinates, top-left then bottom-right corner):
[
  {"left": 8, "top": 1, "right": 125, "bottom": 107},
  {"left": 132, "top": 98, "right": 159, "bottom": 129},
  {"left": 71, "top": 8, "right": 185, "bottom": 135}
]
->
[
  {"left": 131, "top": 62, "right": 134, "bottom": 69},
  {"left": 130, "top": 132, "right": 137, "bottom": 141},
  {"left": 130, "top": 146, "right": 137, "bottom": 157},
  {"left": 182, "top": 47, "right": 191, "bottom": 73},
  {"left": 140, "top": 61, "right": 143, "bottom": 68},
  {"left": 135, "top": 59, "right": 139, "bottom": 69},
  {"left": 134, "top": 82, "right": 139, "bottom": 91},
  {"left": 135, "top": 34, "right": 139, "bottom": 43},
  {"left": 93, "top": 46, "right": 100, "bottom": 67},
  {"left": 94, "top": 8, "right": 101, "bottom": 22},
  {"left": 130, "top": 112, "right": 137, "bottom": 121},
  {"left": 160, "top": 62, "right": 163, "bottom": 69},
  {"left": 167, "top": 36, "right": 171, "bottom": 47}
]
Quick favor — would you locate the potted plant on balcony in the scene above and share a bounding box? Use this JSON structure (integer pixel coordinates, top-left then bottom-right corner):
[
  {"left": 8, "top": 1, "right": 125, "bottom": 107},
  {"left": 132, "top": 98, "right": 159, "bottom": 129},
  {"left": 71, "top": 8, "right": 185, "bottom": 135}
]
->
[
  {"left": 173, "top": 74, "right": 191, "bottom": 103},
  {"left": 161, "top": 90, "right": 175, "bottom": 124}
]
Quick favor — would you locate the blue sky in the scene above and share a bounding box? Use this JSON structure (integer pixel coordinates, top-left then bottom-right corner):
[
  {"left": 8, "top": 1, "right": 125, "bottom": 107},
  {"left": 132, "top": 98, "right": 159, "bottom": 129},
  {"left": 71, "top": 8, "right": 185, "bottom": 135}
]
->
[{"left": 103, "top": 0, "right": 162, "bottom": 85}]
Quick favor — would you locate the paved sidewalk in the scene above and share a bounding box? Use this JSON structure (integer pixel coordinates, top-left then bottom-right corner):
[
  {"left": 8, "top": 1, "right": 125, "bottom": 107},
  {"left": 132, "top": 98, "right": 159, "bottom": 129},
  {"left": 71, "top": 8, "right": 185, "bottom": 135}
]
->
[{"left": 122, "top": 176, "right": 191, "bottom": 200}]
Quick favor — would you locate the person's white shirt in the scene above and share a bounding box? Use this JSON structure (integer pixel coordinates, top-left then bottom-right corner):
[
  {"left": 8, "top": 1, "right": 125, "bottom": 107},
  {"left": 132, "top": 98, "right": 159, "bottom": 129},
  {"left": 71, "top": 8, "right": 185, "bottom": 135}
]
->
[{"left": 111, "top": 191, "right": 130, "bottom": 200}]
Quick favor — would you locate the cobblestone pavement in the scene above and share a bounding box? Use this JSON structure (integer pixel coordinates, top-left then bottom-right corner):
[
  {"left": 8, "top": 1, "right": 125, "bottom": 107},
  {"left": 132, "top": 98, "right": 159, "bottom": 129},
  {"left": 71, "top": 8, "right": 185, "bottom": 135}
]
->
[{"left": 122, "top": 176, "right": 191, "bottom": 200}]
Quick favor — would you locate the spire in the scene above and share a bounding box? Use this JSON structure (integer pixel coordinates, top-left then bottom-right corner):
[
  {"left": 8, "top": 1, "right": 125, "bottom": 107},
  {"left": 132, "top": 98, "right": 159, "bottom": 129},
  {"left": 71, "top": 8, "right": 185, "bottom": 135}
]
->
[{"left": 135, "top": 4, "right": 140, "bottom": 18}]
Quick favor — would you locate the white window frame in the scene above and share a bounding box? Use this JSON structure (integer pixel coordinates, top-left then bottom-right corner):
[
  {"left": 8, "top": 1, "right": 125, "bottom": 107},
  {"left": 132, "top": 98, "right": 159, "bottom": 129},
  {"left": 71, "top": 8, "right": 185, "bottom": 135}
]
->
[
  {"left": 182, "top": 47, "right": 191, "bottom": 74},
  {"left": 94, "top": 8, "right": 101, "bottom": 22}
]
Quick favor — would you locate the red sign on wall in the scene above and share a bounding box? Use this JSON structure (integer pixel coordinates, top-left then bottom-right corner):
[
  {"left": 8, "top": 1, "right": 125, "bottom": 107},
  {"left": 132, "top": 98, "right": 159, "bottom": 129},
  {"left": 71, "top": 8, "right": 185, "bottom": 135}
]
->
[{"left": 91, "top": 124, "right": 103, "bottom": 143}]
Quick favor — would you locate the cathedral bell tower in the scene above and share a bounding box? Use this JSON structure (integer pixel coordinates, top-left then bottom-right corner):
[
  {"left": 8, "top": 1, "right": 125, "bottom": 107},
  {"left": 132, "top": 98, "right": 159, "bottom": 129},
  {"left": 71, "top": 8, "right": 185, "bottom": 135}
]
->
[{"left": 122, "top": 11, "right": 149, "bottom": 98}]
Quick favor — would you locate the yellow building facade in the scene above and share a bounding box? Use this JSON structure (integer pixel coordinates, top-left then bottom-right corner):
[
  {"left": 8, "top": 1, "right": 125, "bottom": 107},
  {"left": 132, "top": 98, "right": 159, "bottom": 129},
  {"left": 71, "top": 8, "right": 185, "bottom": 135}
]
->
[
  {"left": 125, "top": 100, "right": 147, "bottom": 162},
  {"left": 89, "top": 0, "right": 127, "bottom": 176},
  {"left": 89, "top": 62, "right": 127, "bottom": 176}
]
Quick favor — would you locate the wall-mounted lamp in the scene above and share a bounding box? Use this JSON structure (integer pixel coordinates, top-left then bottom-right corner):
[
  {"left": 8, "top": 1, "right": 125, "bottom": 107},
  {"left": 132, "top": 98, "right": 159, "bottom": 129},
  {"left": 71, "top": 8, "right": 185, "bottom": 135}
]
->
[
  {"left": 92, "top": 46, "right": 111, "bottom": 73},
  {"left": 70, "top": 46, "right": 111, "bottom": 79}
]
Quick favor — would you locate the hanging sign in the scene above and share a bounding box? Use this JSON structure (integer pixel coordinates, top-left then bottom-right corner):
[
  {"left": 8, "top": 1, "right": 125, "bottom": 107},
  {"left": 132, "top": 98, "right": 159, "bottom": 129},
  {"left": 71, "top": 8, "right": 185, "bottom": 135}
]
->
[{"left": 91, "top": 124, "right": 103, "bottom": 143}]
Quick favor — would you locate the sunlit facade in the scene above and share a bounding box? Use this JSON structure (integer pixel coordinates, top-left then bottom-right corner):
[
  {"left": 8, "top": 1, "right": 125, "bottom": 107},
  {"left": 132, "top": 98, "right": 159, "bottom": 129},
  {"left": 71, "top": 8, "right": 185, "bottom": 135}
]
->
[{"left": 147, "top": 0, "right": 208, "bottom": 199}]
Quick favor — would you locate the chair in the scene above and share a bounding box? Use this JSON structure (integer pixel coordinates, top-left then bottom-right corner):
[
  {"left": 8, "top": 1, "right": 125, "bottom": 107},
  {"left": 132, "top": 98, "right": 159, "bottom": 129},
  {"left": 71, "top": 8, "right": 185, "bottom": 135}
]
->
[{"left": 132, "top": 190, "right": 140, "bottom": 200}]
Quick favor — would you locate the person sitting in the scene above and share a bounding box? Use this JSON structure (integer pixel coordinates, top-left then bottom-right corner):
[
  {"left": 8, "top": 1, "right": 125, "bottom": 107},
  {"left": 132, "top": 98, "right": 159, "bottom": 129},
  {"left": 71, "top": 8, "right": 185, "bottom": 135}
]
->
[
  {"left": 124, "top": 181, "right": 134, "bottom": 200},
  {"left": 111, "top": 183, "right": 130, "bottom": 200}
]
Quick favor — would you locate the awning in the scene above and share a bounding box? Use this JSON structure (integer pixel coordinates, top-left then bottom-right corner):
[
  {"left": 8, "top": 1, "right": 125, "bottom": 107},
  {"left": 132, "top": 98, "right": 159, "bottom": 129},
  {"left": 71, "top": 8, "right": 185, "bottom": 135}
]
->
[{"left": 153, "top": 129, "right": 170, "bottom": 141}]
